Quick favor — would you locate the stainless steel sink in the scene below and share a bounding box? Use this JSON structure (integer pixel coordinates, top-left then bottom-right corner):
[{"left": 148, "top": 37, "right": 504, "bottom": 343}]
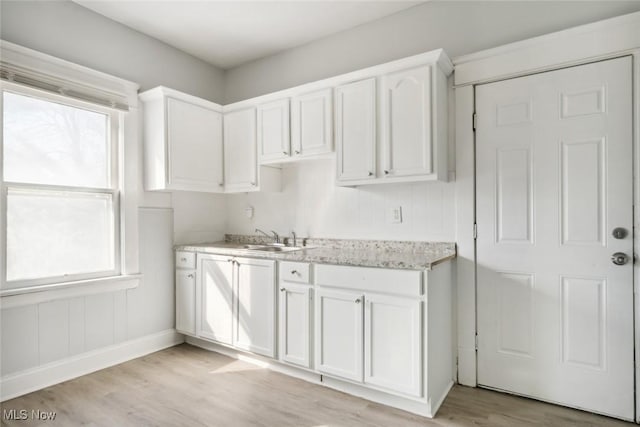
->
[
  {"left": 242, "top": 244, "right": 268, "bottom": 250},
  {"left": 250, "top": 246, "right": 304, "bottom": 252}
]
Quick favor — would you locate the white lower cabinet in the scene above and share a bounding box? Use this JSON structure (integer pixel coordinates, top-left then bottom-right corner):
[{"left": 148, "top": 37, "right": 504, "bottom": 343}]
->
[
  {"left": 315, "top": 288, "right": 364, "bottom": 382},
  {"left": 364, "top": 293, "right": 422, "bottom": 397},
  {"left": 179, "top": 252, "right": 453, "bottom": 418},
  {"left": 197, "top": 255, "right": 234, "bottom": 345},
  {"left": 233, "top": 258, "right": 277, "bottom": 358},
  {"left": 315, "top": 287, "right": 422, "bottom": 396},
  {"left": 278, "top": 261, "right": 313, "bottom": 368},
  {"left": 279, "top": 283, "right": 312, "bottom": 368},
  {"left": 175, "top": 269, "right": 196, "bottom": 335},
  {"left": 194, "top": 254, "right": 276, "bottom": 356}
]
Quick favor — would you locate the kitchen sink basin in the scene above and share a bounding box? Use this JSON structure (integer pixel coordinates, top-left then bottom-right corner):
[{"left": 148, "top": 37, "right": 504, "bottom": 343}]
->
[{"left": 250, "top": 245, "right": 305, "bottom": 252}]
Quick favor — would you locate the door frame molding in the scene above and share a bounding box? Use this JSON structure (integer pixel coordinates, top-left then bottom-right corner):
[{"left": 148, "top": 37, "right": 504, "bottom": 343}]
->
[{"left": 453, "top": 11, "right": 640, "bottom": 422}]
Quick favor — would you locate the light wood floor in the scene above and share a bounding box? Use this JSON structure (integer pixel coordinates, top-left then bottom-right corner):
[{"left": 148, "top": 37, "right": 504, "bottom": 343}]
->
[{"left": 1, "top": 344, "right": 635, "bottom": 427}]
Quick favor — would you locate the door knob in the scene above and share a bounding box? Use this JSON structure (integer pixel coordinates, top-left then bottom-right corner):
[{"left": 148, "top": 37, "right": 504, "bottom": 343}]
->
[{"left": 611, "top": 252, "right": 629, "bottom": 266}]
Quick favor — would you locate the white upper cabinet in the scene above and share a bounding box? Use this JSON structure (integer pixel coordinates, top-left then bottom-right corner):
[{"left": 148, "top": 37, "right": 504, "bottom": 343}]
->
[
  {"left": 257, "top": 99, "right": 291, "bottom": 164},
  {"left": 336, "top": 78, "right": 377, "bottom": 183},
  {"left": 291, "top": 88, "right": 333, "bottom": 157},
  {"left": 336, "top": 50, "right": 452, "bottom": 186},
  {"left": 141, "top": 87, "right": 224, "bottom": 192},
  {"left": 223, "top": 108, "right": 259, "bottom": 192},
  {"left": 381, "top": 65, "right": 432, "bottom": 178}
]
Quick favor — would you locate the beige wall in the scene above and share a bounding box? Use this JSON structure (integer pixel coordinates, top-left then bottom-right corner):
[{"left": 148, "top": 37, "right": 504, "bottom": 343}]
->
[{"left": 224, "top": 1, "right": 640, "bottom": 103}]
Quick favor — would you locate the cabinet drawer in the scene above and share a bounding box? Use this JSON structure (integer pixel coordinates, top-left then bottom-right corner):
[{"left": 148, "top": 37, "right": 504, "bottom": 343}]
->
[
  {"left": 315, "top": 264, "right": 422, "bottom": 297},
  {"left": 279, "top": 261, "right": 311, "bottom": 284},
  {"left": 175, "top": 251, "right": 196, "bottom": 269}
]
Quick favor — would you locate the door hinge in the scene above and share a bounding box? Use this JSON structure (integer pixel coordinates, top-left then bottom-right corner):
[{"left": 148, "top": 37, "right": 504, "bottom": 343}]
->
[
  {"left": 472, "top": 112, "right": 478, "bottom": 131},
  {"left": 475, "top": 334, "right": 479, "bottom": 350},
  {"left": 473, "top": 223, "right": 477, "bottom": 240}
]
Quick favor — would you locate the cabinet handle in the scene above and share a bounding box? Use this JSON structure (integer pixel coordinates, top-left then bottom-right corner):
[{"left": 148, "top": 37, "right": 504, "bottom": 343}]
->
[
  {"left": 355, "top": 298, "right": 361, "bottom": 304},
  {"left": 227, "top": 258, "right": 234, "bottom": 263},
  {"left": 368, "top": 171, "right": 373, "bottom": 176},
  {"left": 218, "top": 182, "right": 224, "bottom": 187},
  {"left": 283, "top": 151, "right": 288, "bottom": 155},
  {"left": 280, "top": 287, "right": 286, "bottom": 292},
  {"left": 290, "top": 270, "right": 298, "bottom": 275},
  {"left": 251, "top": 182, "right": 256, "bottom": 186},
  {"left": 384, "top": 170, "right": 389, "bottom": 175},
  {"left": 187, "top": 274, "right": 194, "bottom": 278},
  {"left": 180, "top": 257, "right": 187, "bottom": 262},
  {"left": 294, "top": 150, "right": 300, "bottom": 155}
]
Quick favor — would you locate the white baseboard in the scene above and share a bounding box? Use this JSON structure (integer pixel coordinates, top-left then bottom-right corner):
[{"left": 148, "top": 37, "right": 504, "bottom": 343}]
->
[{"left": 1, "top": 329, "right": 184, "bottom": 402}]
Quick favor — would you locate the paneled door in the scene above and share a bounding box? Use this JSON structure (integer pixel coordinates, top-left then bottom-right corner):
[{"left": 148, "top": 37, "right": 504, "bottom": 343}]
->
[{"left": 476, "top": 57, "right": 634, "bottom": 420}]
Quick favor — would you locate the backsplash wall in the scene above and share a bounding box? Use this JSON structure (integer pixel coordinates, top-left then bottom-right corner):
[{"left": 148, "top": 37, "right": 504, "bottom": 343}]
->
[{"left": 225, "top": 158, "right": 456, "bottom": 242}]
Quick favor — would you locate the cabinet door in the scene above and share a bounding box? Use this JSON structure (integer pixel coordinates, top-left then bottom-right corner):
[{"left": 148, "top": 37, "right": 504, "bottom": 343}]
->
[
  {"left": 234, "top": 258, "right": 276, "bottom": 357},
  {"left": 315, "top": 288, "right": 363, "bottom": 382},
  {"left": 167, "top": 97, "right": 224, "bottom": 191},
  {"left": 224, "top": 108, "right": 258, "bottom": 192},
  {"left": 176, "top": 269, "right": 196, "bottom": 335},
  {"left": 279, "top": 282, "right": 312, "bottom": 368},
  {"left": 291, "top": 88, "right": 333, "bottom": 157},
  {"left": 197, "top": 255, "right": 234, "bottom": 345},
  {"left": 258, "top": 99, "right": 290, "bottom": 163},
  {"left": 336, "top": 78, "right": 376, "bottom": 182},
  {"left": 381, "top": 65, "right": 433, "bottom": 177},
  {"left": 364, "top": 293, "right": 422, "bottom": 397}
]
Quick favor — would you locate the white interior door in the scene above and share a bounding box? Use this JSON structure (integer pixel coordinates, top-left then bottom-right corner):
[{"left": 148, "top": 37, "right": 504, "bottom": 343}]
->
[{"left": 476, "top": 56, "right": 634, "bottom": 420}]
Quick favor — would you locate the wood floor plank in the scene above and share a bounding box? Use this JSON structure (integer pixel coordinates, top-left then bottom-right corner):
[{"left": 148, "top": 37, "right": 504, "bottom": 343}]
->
[{"left": 1, "top": 344, "right": 635, "bottom": 427}]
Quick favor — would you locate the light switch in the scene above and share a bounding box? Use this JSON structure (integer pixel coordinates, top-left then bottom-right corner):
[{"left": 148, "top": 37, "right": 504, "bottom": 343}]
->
[
  {"left": 245, "top": 206, "right": 254, "bottom": 219},
  {"left": 387, "top": 206, "right": 402, "bottom": 224}
]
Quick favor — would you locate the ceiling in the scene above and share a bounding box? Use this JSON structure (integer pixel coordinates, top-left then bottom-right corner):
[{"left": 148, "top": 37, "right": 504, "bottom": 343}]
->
[{"left": 73, "top": 1, "right": 424, "bottom": 70}]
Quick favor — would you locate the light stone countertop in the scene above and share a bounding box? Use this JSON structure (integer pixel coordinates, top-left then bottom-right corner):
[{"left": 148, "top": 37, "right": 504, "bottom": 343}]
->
[{"left": 176, "top": 236, "right": 456, "bottom": 271}]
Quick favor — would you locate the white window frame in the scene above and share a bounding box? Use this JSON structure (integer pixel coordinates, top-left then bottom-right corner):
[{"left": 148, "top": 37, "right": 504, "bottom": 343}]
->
[
  {"left": 1, "top": 82, "right": 123, "bottom": 289},
  {"left": 0, "top": 40, "right": 141, "bottom": 303}
]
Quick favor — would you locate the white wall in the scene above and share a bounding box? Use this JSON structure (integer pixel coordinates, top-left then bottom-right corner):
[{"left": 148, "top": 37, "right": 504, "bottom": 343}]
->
[
  {"left": 226, "top": 160, "right": 456, "bottom": 242},
  {"left": 0, "top": 0, "right": 224, "bottom": 102},
  {"left": 224, "top": 1, "right": 640, "bottom": 102},
  {"left": 1, "top": 208, "right": 175, "bottom": 377},
  {"left": 0, "top": 0, "right": 226, "bottom": 386}
]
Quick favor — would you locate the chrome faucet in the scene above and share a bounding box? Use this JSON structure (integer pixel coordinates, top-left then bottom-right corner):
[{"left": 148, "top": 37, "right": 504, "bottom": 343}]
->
[
  {"left": 255, "top": 228, "right": 280, "bottom": 244},
  {"left": 290, "top": 231, "right": 297, "bottom": 247}
]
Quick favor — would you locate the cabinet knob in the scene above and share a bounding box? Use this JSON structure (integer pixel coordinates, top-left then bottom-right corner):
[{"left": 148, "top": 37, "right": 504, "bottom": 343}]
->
[
  {"left": 227, "top": 258, "right": 234, "bottom": 263},
  {"left": 384, "top": 170, "right": 389, "bottom": 175},
  {"left": 355, "top": 298, "right": 361, "bottom": 304},
  {"left": 280, "top": 287, "right": 286, "bottom": 292},
  {"left": 294, "top": 150, "right": 300, "bottom": 155},
  {"left": 180, "top": 257, "right": 187, "bottom": 262},
  {"left": 218, "top": 182, "right": 224, "bottom": 187},
  {"left": 368, "top": 171, "right": 373, "bottom": 176},
  {"left": 187, "top": 274, "right": 194, "bottom": 278},
  {"left": 251, "top": 182, "right": 256, "bottom": 186},
  {"left": 291, "top": 270, "right": 298, "bottom": 275},
  {"left": 283, "top": 151, "right": 288, "bottom": 155}
]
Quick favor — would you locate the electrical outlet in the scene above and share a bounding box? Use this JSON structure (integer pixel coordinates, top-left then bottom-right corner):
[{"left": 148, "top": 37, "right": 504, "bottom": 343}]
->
[{"left": 387, "top": 206, "right": 402, "bottom": 224}]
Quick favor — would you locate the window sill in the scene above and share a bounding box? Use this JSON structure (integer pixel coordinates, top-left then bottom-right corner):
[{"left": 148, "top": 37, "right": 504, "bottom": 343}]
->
[{"left": 0, "top": 274, "right": 142, "bottom": 309}]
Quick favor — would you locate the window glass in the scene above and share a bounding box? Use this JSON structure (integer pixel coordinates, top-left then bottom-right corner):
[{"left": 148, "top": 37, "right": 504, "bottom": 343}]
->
[
  {"left": 3, "top": 92, "right": 110, "bottom": 188},
  {"left": 6, "top": 187, "right": 115, "bottom": 282}
]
